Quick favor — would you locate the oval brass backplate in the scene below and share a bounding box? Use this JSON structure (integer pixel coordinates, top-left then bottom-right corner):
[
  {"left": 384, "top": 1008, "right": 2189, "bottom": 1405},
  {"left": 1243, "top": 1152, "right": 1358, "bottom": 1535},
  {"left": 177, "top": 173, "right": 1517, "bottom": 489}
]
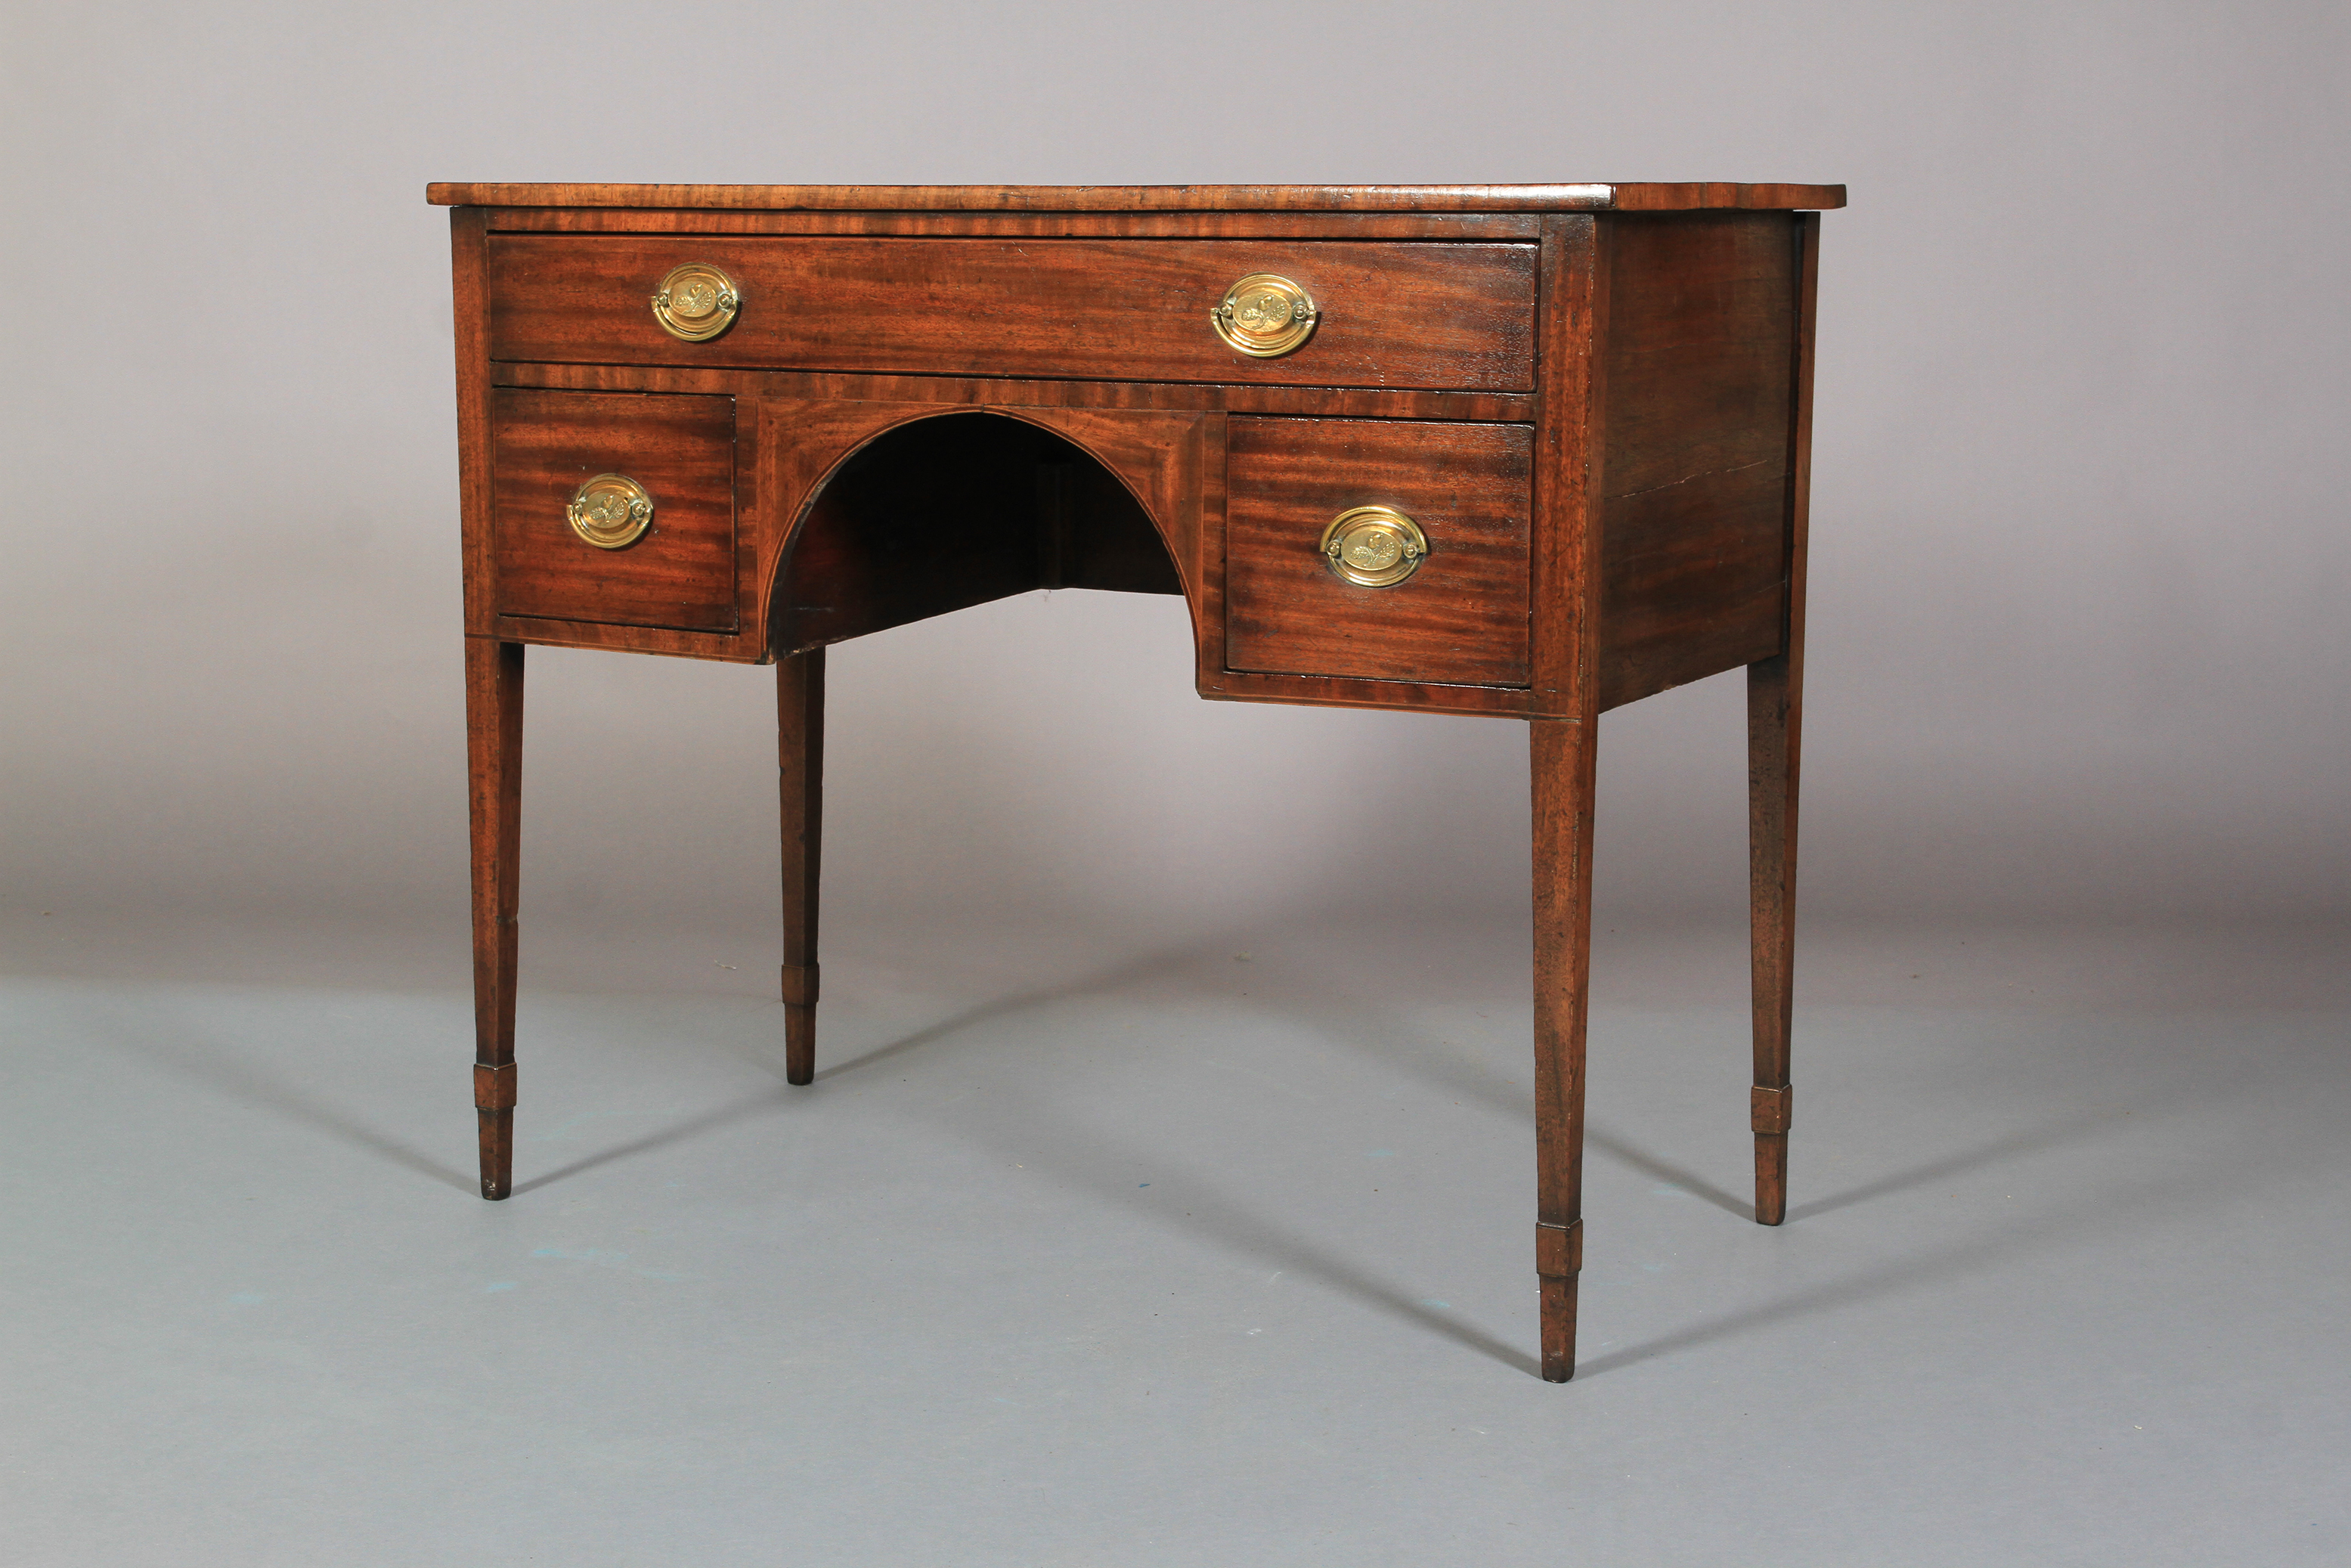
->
[
  {"left": 1320, "top": 505, "right": 1427, "bottom": 588},
  {"left": 650, "top": 262, "right": 741, "bottom": 342},
  {"left": 1211, "top": 273, "right": 1318, "bottom": 358},
  {"left": 567, "top": 473, "right": 655, "bottom": 550}
]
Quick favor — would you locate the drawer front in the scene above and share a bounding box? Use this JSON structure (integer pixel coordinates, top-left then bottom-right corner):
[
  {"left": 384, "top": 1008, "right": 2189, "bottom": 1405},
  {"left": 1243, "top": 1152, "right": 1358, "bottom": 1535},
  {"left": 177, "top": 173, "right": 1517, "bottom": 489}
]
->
[
  {"left": 491, "top": 389, "right": 738, "bottom": 632},
  {"left": 1224, "top": 418, "right": 1532, "bottom": 686},
  {"left": 485, "top": 236, "right": 1535, "bottom": 392}
]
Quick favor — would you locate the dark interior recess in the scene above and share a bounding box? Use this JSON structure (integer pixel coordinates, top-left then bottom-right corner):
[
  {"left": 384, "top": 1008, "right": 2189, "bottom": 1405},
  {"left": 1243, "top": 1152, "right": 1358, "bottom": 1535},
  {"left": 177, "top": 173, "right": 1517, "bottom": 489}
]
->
[{"left": 770, "top": 412, "right": 1182, "bottom": 655}]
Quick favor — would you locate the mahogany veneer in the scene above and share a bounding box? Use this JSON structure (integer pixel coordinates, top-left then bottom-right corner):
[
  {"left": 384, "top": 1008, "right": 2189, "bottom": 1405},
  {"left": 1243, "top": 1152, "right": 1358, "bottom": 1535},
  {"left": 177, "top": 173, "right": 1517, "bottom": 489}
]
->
[
  {"left": 490, "top": 388, "right": 739, "bottom": 631},
  {"left": 486, "top": 235, "right": 1538, "bottom": 389},
  {"left": 434, "top": 181, "right": 1840, "bottom": 1380},
  {"left": 1225, "top": 417, "right": 1534, "bottom": 686}
]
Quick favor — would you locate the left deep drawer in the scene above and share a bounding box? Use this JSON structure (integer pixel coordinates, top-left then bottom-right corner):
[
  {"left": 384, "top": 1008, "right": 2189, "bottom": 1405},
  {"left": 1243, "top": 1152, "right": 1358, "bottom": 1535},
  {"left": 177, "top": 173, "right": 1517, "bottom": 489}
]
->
[{"left": 491, "top": 389, "right": 739, "bottom": 633}]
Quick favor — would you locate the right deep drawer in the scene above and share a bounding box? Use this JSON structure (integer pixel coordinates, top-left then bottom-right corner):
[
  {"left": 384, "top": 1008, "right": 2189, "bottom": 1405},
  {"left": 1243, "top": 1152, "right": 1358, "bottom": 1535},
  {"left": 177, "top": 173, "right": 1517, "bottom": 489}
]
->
[{"left": 1223, "top": 417, "right": 1533, "bottom": 688}]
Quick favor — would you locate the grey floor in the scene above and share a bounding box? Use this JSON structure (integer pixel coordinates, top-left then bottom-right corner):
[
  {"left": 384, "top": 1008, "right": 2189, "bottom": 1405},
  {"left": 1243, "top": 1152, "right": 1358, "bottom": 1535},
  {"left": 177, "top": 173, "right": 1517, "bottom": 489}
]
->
[{"left": 3, "top": 910, "right": 2345, "bottom": 1566}]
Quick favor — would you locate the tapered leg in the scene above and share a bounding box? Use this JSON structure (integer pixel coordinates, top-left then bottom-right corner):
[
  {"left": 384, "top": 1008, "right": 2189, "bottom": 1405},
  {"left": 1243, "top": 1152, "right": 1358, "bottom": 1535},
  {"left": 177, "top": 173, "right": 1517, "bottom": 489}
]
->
[
  {"left": 778, "top": 649, "right": 825, "bottom": 1086},
  {"left": 1747, "top": 654, "right": 1801, "bottom": 1225},
  {"left": 465, "top": 637, "right": 524, "bottom": 1200},
  {"left": 1749, "top": 211, "right": 1821, "bottom": 1227},
  {"left": 1531, "top": 717, "right": 1598, "bottom": 1381}
]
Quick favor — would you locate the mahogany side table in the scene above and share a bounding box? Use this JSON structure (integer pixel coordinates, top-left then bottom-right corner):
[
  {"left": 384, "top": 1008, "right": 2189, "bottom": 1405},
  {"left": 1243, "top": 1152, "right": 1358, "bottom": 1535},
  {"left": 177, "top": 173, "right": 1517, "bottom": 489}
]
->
[{"left": 431, "top": 181, "right": 1841, "bottom": 1380}]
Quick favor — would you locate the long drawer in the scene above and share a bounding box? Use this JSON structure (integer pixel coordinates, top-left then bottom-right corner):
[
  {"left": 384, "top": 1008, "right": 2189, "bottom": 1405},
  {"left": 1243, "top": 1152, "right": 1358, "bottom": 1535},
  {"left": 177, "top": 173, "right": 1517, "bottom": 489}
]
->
[{"left": 485, "top": 236, "right": 1536, "bottom": 391}]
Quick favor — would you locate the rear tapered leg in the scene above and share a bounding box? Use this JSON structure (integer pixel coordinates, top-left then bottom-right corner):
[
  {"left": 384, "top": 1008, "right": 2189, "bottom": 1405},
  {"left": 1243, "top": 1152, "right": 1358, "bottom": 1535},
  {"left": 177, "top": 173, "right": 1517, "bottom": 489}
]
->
[
  {"left": 465, "top": 637, "right": 524, "bottom": 1199},
  {"left": 1747, "top": 653, "right": 1801, "bottom": 1225},
  {"left": 778, "top": 649, "right": 825, "bottom": 1086},
  {"left": 1531, "top": 717, "right": 1597, "bottom": 1381}
]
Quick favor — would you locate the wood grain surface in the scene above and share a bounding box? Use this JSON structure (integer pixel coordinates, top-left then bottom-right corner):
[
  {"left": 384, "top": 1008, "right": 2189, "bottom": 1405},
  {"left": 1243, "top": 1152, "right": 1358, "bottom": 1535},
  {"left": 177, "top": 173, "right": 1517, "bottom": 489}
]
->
[
  {"left": 757, "top": 401, "right": 1203, "bottom": 657},
  {"left": 451, "top": 209, "right": 497, "bottom": 635},
  {"left": 496, "top": 360, "right": 1535, "bottom": 425},
  {"left": 484, "top": 236, "right": 1536, "bottom": 391},
  {"left": 778, "top": 649, "right": 824, "bottom": 1087},
  {"left": 770, "top": 413, "right": 1075, "bottom": 651},
  {"left": 491, "top": 388, "right": 739, "bottom": 632},
  {"left": 1594, "top": 212, "right": 1798, "bottom": 709},
  {"left": 1530, "top": 714, "right": 1599, "bottom": 1381},
  {"left": 489, "top": 209, "right": 1544, "bottom": 240},
  {"left": 1529, "top": 213, "right": 1606, "bottom": 715},
  {"left": 432, "top": 181, "right": 1845, "bottom": 212},
  {"left": 1524, "top": 213, "right": 1612, "bottom": 1381},
  {"left": 1224, "top": 417, "right": 1533, "bottom": 687},
  {"left": 464, "top": 637, "right": 523, "bottom": 1201},
  {"left": 1748, "top": 211, "right": 1821, "bottom": 1229}
]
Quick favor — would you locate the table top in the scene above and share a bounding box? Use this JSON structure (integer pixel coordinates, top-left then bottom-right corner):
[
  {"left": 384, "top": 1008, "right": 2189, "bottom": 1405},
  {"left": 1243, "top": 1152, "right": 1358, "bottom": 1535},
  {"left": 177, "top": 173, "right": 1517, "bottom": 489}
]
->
[{"left": 426, "top": 181, "right": 1845, "bottom": 213}]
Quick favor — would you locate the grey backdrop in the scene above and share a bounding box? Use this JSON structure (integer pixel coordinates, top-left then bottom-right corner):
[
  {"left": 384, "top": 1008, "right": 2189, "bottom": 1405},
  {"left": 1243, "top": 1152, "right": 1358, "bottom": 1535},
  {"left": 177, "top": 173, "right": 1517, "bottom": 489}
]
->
[
  {"left": 7, "top": 7, "right": 2351, "bottom": 1565},
  {"left": 5, "top": 0, "right": 2346, "bottom": 940}
]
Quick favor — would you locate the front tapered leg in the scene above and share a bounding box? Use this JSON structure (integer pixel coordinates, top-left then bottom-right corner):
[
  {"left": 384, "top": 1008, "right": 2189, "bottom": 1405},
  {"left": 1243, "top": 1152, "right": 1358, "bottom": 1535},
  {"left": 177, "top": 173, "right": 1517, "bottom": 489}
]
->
[
  {"left": 778, "top": 649, "right": 825, "bottom": 1086},
  {"left": 1747, "top": 654, "right": 1801, "bottom": 1225},
  {"left": 1531, "top": 717, "right": 1597, "bottom": 1381},
  {"left": 465, "top": 637, "right": 524, "bottom": 1199}
]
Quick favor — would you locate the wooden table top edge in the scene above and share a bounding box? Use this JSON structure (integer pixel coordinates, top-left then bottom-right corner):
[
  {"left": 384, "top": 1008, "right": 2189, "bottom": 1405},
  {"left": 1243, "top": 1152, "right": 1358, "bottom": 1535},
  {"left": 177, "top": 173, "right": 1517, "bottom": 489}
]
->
[{"left": 424, "top": 181, "right": 1847, "bottom": 212}]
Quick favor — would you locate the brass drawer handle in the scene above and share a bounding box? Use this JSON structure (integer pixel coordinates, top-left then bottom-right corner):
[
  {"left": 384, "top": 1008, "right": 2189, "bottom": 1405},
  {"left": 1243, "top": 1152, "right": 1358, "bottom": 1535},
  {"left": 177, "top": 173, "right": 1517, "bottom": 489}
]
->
[
  {"left": 568, "top": 474, "right": 654, "bottom": 550},
  {"left": 650, "top": 262, "right": 741, "bottom": 341},
  {"left": 1212, "top": 273, "right": 1318, "bottom": 358},
  {"left": 1321, "top": 506, "right": 1426, "bottom": 587}
]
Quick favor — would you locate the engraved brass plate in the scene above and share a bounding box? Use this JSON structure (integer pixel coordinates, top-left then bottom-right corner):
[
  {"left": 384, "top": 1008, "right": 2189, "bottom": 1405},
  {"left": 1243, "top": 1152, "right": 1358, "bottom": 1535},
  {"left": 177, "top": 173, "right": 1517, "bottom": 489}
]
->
[
  {"left": 650, "top": 262, "right": 741, "bottom": 342},
  {"left": 567, "top": 473, "right": 655, "bottom": 550},
  {"left": 1319, "top": 505, "right": 1428, "bottom": 588},
  {"left": 1211, "top": 273, "right": 1318, "bottom": 358}
]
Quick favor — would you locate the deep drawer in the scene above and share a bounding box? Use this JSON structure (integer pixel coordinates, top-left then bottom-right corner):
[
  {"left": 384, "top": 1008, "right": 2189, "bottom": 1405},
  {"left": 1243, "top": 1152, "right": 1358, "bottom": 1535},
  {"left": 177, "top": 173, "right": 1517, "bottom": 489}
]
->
[
  {"left": 491, "top": 389, "right": 738, "bottom": 633},
  {"left": 1223, "top": 417, "right": 1532, "bottom": 687},
  {"left": 485, "top": 236, "right": 1535, "bottom": 391}
]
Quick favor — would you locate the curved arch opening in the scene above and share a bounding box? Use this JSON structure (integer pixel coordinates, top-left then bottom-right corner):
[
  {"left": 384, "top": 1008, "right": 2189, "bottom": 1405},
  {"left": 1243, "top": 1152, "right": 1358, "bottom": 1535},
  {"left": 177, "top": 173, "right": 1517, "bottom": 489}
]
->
[{"left": 771, "top": 411, "right": 1184, "bottom": 656}]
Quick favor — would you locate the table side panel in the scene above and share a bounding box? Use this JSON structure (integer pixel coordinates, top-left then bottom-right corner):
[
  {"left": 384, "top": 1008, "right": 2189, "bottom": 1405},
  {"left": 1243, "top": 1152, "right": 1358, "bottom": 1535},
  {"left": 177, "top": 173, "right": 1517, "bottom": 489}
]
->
[{"left": 1594, "top": 212, "right": 1798, "bottom": 710}]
